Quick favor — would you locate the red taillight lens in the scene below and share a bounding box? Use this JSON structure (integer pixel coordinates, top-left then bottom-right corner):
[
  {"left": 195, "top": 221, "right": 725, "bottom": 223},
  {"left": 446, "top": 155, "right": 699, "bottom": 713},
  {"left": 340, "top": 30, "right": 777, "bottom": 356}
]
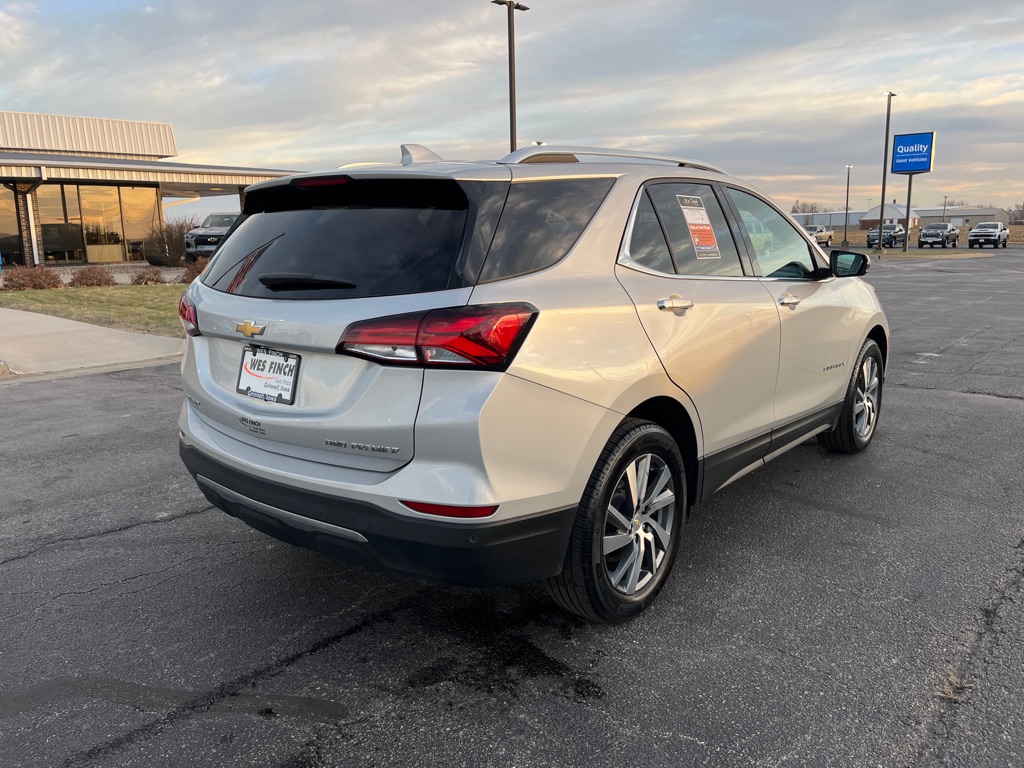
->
[
  {"left": 292, "top": 175, "right": 351, "bottom": 189},
  {"left": 337, "top": 303, "right": 537, "bottom": 370},
  {"left": 401, "top": 500, "right": 499, "bottom": 518},
  {"left": 178, "top": 294, "right": 201, "bottom": 336}
]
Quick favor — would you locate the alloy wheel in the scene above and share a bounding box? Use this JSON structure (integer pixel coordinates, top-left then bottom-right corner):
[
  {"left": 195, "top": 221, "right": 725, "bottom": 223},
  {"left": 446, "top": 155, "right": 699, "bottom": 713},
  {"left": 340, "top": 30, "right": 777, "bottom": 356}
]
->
[
  {"left": 602, "top": 453, "right": 676, "bottom": 595},
  {"left": 854, "top": 356, "right": 880, "bottom": 439}
]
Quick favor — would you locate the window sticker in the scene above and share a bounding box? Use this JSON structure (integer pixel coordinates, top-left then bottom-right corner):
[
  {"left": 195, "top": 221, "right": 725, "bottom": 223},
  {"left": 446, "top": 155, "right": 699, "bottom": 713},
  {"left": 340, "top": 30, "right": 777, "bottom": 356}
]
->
[{"left": 676, "top": 195, "right": 721, "bottom": 259}]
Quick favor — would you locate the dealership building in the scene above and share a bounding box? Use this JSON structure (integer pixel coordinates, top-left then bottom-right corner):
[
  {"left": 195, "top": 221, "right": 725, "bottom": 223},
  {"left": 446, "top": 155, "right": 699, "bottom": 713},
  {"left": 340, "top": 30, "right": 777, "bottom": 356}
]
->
[{"left": 0, "top": 111, "right": 293, "bottom": 268}]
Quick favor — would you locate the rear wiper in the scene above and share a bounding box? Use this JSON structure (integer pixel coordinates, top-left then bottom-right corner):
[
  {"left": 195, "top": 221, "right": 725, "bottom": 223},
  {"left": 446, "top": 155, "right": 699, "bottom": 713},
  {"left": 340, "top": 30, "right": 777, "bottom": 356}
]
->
[{"left": 258, "top": 273, "right": 357, "bottom": 291}]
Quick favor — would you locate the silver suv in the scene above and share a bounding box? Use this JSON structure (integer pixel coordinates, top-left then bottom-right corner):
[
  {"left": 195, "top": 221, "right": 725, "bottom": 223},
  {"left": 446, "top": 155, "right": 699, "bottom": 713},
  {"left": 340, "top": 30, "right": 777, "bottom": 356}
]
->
[{"left": 178, "top": 145, "right": 889, "bottom": 623}]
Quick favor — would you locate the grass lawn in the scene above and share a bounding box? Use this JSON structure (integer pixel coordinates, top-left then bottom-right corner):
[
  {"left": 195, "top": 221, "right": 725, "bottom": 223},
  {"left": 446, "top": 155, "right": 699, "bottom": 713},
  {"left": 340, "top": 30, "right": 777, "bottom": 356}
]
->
[{"left": 0, "top": 284, "right": 187, "bottom": 338}]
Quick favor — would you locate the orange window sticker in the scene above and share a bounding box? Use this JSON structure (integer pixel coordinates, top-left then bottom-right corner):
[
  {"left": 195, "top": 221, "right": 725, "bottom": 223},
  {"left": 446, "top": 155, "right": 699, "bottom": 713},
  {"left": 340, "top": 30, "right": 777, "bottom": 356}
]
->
[{"left": 677, "top": 195, "right": 721, "bottom": 259}]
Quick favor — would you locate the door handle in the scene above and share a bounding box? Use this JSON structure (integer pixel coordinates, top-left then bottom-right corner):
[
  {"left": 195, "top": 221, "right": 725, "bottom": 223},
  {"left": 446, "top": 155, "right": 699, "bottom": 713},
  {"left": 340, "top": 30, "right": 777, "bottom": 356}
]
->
[
  {"left": 657, "top": 296, "right": 694, "bottom": 311},
  {"left": 778, "top": 293, "right": 801, "bottom": 307}
]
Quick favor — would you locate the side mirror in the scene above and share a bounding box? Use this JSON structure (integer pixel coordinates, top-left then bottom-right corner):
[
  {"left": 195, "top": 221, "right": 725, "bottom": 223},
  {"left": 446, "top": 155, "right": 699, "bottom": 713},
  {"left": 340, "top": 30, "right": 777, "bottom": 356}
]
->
[{"left": 829, "top": 249, "right": 870, "bottom": 277}]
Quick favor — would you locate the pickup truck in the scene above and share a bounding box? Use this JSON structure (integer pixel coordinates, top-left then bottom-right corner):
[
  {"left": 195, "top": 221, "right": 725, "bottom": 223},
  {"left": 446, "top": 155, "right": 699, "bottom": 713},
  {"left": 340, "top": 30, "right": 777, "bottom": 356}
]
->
[
  {"left": 866, "top": 224, "right": 906, "bottom": 248},
  {"left": 918, "top": 223, "right": 959, "bottom": 249},
  {"left": 967, "top": 222, "right": 1009, "bottom": 249},
  {"left": 802, "top": 224, "right": 834, "bottom": 247}
]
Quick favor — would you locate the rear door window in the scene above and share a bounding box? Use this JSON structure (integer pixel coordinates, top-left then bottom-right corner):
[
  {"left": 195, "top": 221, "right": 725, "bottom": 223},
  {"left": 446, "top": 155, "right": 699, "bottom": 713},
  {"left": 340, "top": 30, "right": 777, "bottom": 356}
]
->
[
  {"left": 644, "top": 183, "right": 745, "bottom": 276},
  {"left": 202, "top": 178, "right": 473, "bottom": 300}
]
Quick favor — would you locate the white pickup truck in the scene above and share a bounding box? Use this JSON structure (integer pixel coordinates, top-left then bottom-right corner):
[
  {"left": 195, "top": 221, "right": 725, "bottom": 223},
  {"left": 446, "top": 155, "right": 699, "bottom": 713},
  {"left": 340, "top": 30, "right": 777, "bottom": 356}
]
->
[{"left": 803, "top": 224, "right": 835, "bottom": 247}]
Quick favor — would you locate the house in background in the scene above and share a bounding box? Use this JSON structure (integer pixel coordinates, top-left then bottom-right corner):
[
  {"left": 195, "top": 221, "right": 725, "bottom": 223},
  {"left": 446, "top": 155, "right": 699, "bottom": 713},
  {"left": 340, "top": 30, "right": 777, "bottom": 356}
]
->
[
  {"left": 859, "top": 203, "right": 920, "bottom": 230},
  {"left": 1, "top": 111, "right": 293, "bottom": 267}
]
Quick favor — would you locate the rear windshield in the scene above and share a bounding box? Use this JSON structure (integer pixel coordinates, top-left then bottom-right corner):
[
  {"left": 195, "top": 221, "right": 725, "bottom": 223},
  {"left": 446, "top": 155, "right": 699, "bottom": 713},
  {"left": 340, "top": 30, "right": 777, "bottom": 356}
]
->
[{"left": 202, "top": 179, "right": 472, "bottom": 300}]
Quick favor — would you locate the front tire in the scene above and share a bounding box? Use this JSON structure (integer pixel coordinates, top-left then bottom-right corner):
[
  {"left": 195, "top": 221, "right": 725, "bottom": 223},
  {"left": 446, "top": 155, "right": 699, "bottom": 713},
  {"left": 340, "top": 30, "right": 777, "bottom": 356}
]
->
[
  {"left": 546, "top": 419, "right": 686, "bottom": 623},
  {"left": 818, "top": 339, "right": 884, "bottom": 454}
]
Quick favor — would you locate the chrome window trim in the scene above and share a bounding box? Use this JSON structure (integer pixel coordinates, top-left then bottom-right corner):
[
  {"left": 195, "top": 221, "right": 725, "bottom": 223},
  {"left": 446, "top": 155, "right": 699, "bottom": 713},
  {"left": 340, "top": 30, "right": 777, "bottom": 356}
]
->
[{"left": 618, "top": 258, "right": 763, "bottom": 281}]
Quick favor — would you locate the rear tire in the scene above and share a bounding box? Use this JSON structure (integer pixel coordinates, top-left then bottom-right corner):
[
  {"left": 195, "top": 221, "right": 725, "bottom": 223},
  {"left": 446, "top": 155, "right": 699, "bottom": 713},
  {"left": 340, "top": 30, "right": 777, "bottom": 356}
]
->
[
  {"left": 545, "top": 419, "right": 686, "bottom": 624},
  {"left": 818, "top": 339, "right": 884, "bottom": 454}
]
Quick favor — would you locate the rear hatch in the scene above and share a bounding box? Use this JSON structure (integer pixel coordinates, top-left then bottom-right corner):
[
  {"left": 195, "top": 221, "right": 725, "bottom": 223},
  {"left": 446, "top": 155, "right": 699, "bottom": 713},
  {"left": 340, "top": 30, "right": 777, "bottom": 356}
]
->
[{"left": 184, "top": 173, "right": 509, "bottom": 472}]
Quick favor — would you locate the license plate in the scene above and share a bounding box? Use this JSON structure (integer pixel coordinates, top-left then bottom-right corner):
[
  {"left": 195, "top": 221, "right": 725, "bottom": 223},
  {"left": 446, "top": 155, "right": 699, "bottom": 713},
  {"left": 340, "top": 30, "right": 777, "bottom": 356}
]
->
[{"left": 236, "top": 346, "right": 300, "bottom": 404}]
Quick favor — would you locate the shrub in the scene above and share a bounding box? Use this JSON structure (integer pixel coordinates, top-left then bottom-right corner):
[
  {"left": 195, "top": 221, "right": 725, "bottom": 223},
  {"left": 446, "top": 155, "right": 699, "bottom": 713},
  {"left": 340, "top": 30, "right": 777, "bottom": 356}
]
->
[
  {"left": 180, "top": 257, "right": 209, "bottom": 284},
  {"left": 1, "top": 265, "right": 64, "bottom": 291},
  {"left": 131, "top": 267, "right": 165, "bottom": 285},
  {"left": 69, "top": 266, "right": 117, "bottom": 287},
  {"left": 145, "top": 214, "right": 199, "bottom": 267}
]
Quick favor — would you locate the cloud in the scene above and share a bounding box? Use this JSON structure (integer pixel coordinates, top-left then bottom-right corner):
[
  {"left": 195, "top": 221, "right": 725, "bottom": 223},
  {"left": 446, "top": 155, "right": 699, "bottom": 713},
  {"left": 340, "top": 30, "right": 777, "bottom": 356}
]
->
[{"left": 3, "top": 0, "right": 1023, "bottom": 208}]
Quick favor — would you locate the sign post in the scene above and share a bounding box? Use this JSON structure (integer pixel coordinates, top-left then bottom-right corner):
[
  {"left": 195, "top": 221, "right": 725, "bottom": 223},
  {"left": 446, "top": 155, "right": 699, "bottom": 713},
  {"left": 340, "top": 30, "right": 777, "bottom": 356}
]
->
[{"left": 891, "top": 132, "right": 935, "bottom": 252}]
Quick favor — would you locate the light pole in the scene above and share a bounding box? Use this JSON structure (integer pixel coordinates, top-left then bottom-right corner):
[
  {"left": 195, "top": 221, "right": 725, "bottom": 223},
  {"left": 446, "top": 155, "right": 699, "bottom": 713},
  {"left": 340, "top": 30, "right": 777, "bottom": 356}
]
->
[
  {"left": 491, "top": 0, "right": 529, "bottom": 153},
  {"left": 843, "top": 164, "right": 852, "bottom": 247},
  {"left": 877, "top": 91, "right": 896, "bottom": 254},
  {"left": 942, "top": 195, "right": 948, "bottom": 223}
]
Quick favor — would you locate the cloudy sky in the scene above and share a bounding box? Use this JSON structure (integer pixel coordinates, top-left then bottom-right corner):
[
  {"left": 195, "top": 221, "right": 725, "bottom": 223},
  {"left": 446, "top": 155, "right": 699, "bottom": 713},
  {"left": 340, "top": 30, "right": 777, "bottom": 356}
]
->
[{"left": 2, "top": 0, "right": 1022, "bottom": 218}]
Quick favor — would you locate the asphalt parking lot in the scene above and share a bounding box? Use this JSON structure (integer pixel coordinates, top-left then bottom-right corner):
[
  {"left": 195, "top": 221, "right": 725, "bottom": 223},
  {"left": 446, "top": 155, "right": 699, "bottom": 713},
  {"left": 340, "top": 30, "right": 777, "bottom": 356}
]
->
[{"left": 2, "top": 252, "right": 1023, "bottom": 767}]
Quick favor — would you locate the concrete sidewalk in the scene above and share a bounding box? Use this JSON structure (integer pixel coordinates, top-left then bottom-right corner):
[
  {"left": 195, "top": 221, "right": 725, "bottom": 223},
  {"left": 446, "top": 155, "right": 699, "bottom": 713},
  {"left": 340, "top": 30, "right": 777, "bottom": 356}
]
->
[{"left": 0, "top": 308, "right": 183, "bottom": 379}]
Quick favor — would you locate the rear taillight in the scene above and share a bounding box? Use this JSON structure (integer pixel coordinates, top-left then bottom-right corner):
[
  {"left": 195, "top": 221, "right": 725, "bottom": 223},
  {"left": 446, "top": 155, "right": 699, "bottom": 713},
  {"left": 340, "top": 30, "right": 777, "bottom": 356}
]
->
[
  {"left": 178, "top": 294, "right": 201, "bottom": 337},
  {"left": 337, "top": 303, "right": 537, "bottom": 370}
]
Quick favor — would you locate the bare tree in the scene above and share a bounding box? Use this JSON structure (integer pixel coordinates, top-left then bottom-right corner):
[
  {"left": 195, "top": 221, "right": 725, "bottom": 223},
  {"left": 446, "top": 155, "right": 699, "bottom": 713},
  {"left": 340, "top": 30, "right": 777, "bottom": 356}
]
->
[
  {"left": 791, "top": 200, "right": 836, "bottom": 214},
  {"left": 145, "top": 215, "right": 199, "bottom": 267}
]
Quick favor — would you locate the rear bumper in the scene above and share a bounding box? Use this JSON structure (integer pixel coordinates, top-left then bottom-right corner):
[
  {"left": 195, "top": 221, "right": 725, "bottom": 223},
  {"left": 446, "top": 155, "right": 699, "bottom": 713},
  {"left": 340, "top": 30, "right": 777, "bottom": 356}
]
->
[{"left": 180, "top": 442, "right": 576, "bottom": 587}]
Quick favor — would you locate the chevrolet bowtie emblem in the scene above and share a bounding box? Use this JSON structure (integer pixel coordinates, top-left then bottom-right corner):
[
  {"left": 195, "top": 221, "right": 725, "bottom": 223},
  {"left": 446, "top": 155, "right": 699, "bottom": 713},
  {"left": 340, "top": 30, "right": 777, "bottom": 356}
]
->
[{"left": 236, "top": 321, "right": 266, "bottom": 338}]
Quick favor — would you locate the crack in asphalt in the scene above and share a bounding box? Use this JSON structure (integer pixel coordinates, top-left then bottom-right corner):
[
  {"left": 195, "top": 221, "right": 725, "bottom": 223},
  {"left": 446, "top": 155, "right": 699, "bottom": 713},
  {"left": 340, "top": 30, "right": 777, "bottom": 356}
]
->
[
  {"left": 1, "top": 676, "right": 349, "bottom": 723},
  {"left": 2, "top": 539, "right": 253, "bottom": 622},
  {"left": 0, "top": 504, "right": 215, "bottom": 568},
  {"left": 61, "top": 591, "right": 430, "bottom": 767},
  {"left": 889, "top": 383, "right": 1024, "bottom": 403},
  {"left": 909, "top": 536, "right": 1024, "bottom": 766}
]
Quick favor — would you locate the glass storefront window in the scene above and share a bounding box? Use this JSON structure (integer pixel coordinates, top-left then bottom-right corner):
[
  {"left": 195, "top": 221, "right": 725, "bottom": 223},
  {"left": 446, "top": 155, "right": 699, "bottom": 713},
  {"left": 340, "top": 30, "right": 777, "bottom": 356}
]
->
[
  {"left": 80, "top": 186, "right": 123, "bottom": 246},
  {"left": 120, "top": 187, "right": 160, "bottom": 262},
  {"left": 38, "top": 184, "right": 86, "bottom": 264},
  {"left": 0, "top": 186, "right": 20, "bottom": 266}
]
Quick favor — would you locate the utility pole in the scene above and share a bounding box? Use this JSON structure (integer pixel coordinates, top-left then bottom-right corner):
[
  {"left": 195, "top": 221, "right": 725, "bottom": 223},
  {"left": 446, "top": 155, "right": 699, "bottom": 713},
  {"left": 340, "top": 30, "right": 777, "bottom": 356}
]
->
[
  {"left": 491, "top": 0, "right": 529, "bottom": 153},
  {"left": 877, "top": 91, "right": 897, "bottom": 255},
  {"left": 843, "top": 164, "right": 852, "bottom": 247},
  {"left": 942, "top": 195, "right": 948, "bottom": 223}
]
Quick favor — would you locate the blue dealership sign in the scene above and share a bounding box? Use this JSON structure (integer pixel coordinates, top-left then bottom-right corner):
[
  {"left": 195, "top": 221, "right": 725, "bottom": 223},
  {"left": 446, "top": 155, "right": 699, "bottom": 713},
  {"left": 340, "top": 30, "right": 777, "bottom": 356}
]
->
[{"left": 891, "top": 132, "right": 935, "bottom": 174}]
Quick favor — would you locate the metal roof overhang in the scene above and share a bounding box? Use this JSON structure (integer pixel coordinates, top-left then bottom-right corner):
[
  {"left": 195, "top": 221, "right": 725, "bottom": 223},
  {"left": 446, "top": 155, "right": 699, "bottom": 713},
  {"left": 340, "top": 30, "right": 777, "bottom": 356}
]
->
[{"left": 0, "top": 151, "right": 296, "bottom": 198}]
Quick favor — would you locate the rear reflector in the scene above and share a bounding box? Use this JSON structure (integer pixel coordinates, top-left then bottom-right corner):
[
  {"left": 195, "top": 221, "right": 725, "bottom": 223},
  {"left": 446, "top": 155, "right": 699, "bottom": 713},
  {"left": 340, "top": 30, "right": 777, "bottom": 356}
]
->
[
  {"left": 401, "top": 501, "right": 499, "bottom": 518},
  {"left": 178, "top": 294, "right": 201, "bottom": 336},
  {"left": 337, "top": 303, "right": 537, "bottom": 370}
]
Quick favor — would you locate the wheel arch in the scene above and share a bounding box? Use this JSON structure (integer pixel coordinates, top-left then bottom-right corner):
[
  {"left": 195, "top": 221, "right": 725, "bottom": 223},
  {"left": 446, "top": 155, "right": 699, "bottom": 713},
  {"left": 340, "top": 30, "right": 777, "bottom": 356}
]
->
[
  {"left": 625, "top": 396, "right": 700, "bottom": 510},
  {"left": 867, "top": 324, "right": 888, "bottom": 365}
]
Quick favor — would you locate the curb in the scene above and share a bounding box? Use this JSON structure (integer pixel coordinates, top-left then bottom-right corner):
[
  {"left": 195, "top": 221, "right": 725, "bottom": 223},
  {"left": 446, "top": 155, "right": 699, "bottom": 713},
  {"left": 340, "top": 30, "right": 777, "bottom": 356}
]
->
[{"left": 0, "top": 353, "right": 182, "bottom": 385}]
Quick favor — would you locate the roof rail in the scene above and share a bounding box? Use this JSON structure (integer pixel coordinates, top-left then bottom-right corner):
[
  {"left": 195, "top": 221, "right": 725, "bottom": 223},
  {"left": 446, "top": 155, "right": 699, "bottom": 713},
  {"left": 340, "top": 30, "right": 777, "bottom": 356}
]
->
[
  {"left": 497, "top": 145, "right": 725, "bottom": 174},
  {"left": 400, "top": 144, "right": 444, "bottom": 165}
]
